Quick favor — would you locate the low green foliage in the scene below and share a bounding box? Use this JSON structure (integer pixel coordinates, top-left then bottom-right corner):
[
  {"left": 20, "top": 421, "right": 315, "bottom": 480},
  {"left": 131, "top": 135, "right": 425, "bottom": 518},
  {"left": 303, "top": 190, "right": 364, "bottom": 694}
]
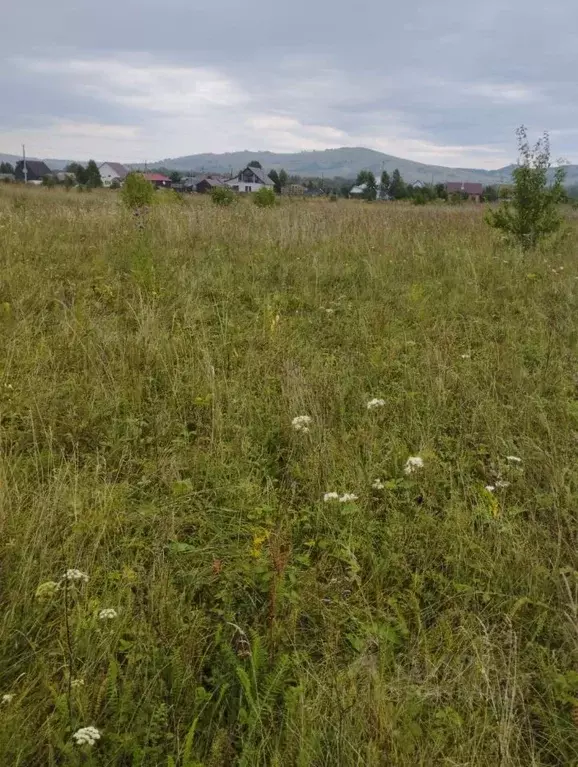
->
[
  {"left": 253, "top": 187, "right": 277, "bottom": 207},
  {"left": 120, "top": 172, "right": 155, "bottom": 209},
  {"left": 211, "top": 186, "right": 236, "bottom": 206},
  {"left": 0, "top": 186, "right": 577, "bottom": 765},
  {"left": 486, "top": 126, "right": 566, "bottom": 250}
]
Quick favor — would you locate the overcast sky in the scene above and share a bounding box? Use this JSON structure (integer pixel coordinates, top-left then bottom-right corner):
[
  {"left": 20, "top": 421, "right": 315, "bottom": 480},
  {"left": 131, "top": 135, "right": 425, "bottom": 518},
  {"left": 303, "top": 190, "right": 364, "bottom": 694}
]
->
[{"left": 2, "top": 0, "right": 577, "bottom": 166}]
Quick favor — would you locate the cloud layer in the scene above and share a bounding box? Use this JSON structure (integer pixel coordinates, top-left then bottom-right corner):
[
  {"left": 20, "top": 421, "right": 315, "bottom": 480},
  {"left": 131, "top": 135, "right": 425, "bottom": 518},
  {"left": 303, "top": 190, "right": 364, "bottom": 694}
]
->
[{"left": 2, "top": 0, "right": 577, "bottom": 165}]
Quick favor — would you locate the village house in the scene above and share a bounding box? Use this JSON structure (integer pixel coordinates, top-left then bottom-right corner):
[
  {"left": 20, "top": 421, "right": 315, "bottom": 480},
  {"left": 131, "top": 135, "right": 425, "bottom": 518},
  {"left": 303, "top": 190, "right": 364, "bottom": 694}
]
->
[
  {"left": 14, "top": 160, "right": 52, "bottom": 184},
  {"left": 143, "top": 172, "right": 171, "bottom": 188},
  {"left": 226, "top": 165, "right": 274, "bottom": 193},
  {"left": 349, "top": 182, "right": 389, "bottom": 200},
  {"left": 99, "top": 162, "right": 129, "bottom": 187},
  {"left": 446, "top": 181, "right": 483, "bottom": 202},
  {"left": 195, "top": 176, "right": 226, "bottom": 194}
]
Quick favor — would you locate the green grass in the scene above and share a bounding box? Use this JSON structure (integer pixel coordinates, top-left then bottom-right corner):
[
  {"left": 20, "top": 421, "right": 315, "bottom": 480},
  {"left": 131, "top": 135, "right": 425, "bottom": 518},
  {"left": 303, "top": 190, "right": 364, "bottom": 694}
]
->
[{"left": 1, "top": 186, "right": 578, "bottom": 765}]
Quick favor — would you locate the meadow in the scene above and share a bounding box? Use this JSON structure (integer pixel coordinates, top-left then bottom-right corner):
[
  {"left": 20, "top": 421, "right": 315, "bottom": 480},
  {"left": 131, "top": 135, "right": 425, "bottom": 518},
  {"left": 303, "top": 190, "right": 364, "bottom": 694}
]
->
[{"left": 1, "top": 186, "right": 578, "bottom": 765}]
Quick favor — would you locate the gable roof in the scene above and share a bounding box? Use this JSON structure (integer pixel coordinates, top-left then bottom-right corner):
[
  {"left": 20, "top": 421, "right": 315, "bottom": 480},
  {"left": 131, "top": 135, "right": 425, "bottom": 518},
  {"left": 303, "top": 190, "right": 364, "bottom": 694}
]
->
[
  {"left": 143, "top": 172, "right": 171, "bottom": 182},
  {"left": 239, "top": 165, "right": 274, "bottom": 185},
  {"left": 446, "top": 181, "right": 483, "bottom": 195},
  {"left": 196, "top": 176, "right": 225, "bottom": 187},
  {"left": 100, "top": 162, "right": 129, "bottom": 178},
  {"left": 16, "top": 160, "right": 52, "bottom": 177}
]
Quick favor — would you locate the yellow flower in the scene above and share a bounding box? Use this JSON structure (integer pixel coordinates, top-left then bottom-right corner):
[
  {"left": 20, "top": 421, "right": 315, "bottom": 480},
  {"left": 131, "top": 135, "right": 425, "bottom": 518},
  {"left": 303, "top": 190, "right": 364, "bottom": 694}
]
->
[{"left": 250, "top": 530, "right": 271, "bottom": 558}]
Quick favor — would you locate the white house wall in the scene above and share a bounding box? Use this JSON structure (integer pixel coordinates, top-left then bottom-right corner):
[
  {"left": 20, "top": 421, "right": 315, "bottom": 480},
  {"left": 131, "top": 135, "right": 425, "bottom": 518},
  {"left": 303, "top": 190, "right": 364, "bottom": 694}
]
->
[
  {"left": 226, "top": 179, "right": 266, "bottom": 193},
  {"left": 100, "top": 164, "right": 121, "bottom": 187}
]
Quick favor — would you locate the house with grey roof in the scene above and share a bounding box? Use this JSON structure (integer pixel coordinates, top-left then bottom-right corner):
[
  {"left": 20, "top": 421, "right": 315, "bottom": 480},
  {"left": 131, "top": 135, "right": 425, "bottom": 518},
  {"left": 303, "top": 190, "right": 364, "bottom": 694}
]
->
[
  {"left": 226, "top": 165, "right": 274, "bottom": 193},
  {"left": 14, "top": 160, "right": 52, "bottom": 183},
  {"left": 99, "top": 162, "right": 130, "bottom": 187}
]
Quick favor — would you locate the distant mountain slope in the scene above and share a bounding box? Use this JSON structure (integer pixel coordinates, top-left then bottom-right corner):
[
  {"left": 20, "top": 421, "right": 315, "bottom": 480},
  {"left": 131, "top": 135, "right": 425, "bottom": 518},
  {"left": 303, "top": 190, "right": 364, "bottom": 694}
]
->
[
  {"left": 139, "top": 147, "right": 516, "bottom": 184},
  {"left": 2, "top": 146, "right": 577, "bottom": 185},
  {"left": 0, "top": 153, "right": 71, "bottom": 170},
  {"left": 0, "top": 153, "right": 23, "bottom": 166}
]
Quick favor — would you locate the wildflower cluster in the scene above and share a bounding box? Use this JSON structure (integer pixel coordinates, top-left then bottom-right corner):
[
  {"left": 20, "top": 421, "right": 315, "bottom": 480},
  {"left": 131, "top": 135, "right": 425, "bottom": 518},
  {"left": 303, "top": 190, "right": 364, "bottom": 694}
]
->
[
  {"left": 63, "top": 569, "right": 89, "bottom": 583},
  {"left": 404, "top": 456, "right": 424, "bottom": 475},
  {"left": 292, "top": 415, "right": 312, "bottom": 433},
  {"left": 72, "top": 726, "right": 101, "bottom": 747},
  {"left": 324, "top": 492, "right": 358, "bottom": 503},
  {"left": 98, "top": 608, "right": 118, "bottom": 620}
]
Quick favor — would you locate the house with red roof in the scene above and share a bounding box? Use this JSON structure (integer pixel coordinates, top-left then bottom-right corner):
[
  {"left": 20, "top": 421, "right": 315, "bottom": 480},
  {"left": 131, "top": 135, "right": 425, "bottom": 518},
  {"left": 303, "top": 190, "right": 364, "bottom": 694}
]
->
[
  {"left": 143, "top": 172, "right": 171, "bottom": 188},
  {"left": 446, "top": 181, "right": 483, "bottom": 202}
]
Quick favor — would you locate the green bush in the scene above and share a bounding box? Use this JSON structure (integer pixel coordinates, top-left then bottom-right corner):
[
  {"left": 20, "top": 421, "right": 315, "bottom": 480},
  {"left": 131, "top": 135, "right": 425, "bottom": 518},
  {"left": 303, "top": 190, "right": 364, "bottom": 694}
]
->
[
  {"left": 120, "top": 173, "right": 155, "bottom": 210},
  {"left": 253, "top": 187, "right": 277, "bottom": 208},
  {"left": 486, "top": 126, "right": 566, "bottom": 250},
  {"left": 211, "top": 186, "right": 236, "bottom": 206}
]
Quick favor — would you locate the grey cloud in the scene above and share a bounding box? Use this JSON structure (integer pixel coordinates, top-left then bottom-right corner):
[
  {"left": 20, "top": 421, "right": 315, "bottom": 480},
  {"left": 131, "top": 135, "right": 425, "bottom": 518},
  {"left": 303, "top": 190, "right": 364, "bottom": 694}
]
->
[{"left": 3, "top": 0, "right": 578, "bottom": 163}]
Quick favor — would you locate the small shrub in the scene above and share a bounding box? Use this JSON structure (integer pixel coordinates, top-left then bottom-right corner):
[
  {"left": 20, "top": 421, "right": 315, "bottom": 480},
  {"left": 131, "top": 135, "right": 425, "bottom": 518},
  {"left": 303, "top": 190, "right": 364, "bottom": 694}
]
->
[
  {"left": 120, "top": 173, "right": 155, "bottom": 210},
  {"left": 486, "top": 125, "right": 566, "bottom": 250},
  {"left": 211, "top": 186, "right": 236, "bottom": 206},
  {"left": 253, "top": 187, "right": 277, "bottom": 208},
  {"left": 329, "top": 193, "right": 338, "bottom": 202}
]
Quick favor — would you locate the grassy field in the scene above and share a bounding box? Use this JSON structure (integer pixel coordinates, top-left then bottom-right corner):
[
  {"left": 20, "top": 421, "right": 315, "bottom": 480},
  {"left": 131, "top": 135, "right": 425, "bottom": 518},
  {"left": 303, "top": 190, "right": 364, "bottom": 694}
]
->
[{"left": 1, "top": 186, "right": 578, "bottom": 765}]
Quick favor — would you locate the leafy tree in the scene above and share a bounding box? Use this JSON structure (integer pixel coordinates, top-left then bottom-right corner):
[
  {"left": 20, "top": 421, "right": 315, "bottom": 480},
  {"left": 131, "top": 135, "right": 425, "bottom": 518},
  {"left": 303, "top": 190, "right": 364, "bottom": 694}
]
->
[
  {"left": 253, "top": 187, "right": 277, "bottom": 207},
  {"left": 169, "top": 171, "right": 182, "bottom": 183},
  {"left": 410, "top": 184, "right": 436, "bottom": 205},
  {"left": 248, "top": 160, "right": 262, "bottom": 168},
  {"left": 41, "top": 174, "right": 56, "bottom": 188},
  {"left": 120, "top": 173, "right": 155, "bottom": 209},
  {"left": 211, "top": 186, "right": 236, "bottom": 206},
  {"left": 268, "top": 169, "right": 281, "bottom": 194},
  {"left": 355, "top": 170, "right": 377, "bottom": 201},
  {"left": 0, "top": 162, "right": 14, "bottom": 174},
  {"left": 389, "top": 169, "right": 407, "bottom": 200},
  {"left": 278, "top": 169, "right": 288, "bottom": 189},
  {"left": 379, "top": 170, "right": 390, "bottom": 198},
  {"left": 486, "top": 126, "right": 566, "bottom": 250},
  {"left": 482, "top": 185, "right": 499, "bottom": 202},
  {"left": 435, "top": 183, "right": 448, "bottom": 200},
  {"left": 67, "top": 162, "right": 89, "bottom": 186},
  {"left": 85, "top": 159, "right": 102, "bottom": 188}
]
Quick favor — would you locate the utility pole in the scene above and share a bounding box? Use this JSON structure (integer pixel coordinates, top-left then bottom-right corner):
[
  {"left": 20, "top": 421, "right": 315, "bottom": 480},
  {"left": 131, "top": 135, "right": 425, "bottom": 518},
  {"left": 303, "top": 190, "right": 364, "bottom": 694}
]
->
[{"left": 22, "top": 144, "right": 28, "bottom": 184}]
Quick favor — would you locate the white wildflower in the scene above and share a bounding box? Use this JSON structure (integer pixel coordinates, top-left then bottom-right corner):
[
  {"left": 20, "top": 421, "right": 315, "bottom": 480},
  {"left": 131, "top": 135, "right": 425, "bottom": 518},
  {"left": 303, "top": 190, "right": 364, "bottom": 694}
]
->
[
  {"left": 495, "top": 480, "right": 510, "bottom": 488},
  {"left": 325, "top": 308, "right": 335, "bottom": 314},
  {"left": 404, "top": 456, "right": 424, "bottom": 475},
  {"left": 506, "top": 455, "right": 522, "bottom": 464},
  {"left": 372, "top": 479, "right": 385, "bottom": 490},
  {"left": 72, "top": 726, "right": 101, "bottom": 747},
  {"left": 98, "top": 608, "right": 118, "bottom": 620},
  {"left": 63, "top": 569, "right": 89, "bottom": 583},
  {"left": 1, "top": 694, "right": 14, "bottom": 704},
  {"left": 292, "top": 415, "right": 312, "bottom": 433},
  {"left": 71, "top": 678, "right": 85, "bottom": 690},
  {"left": 339, "top": 493, "right": 358, "bottom": 503},
  {"left": 323, "top": 492, "right": 340, "bottom": 502},
  {"left": 460, "top": 353, "right": 471, "bottom": 360},
  {"left": 485, "top": 485, "right": 495, "bottom": 492},
  {"left": 366, "top": 398, "right": 386, "bottom": 410}
]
